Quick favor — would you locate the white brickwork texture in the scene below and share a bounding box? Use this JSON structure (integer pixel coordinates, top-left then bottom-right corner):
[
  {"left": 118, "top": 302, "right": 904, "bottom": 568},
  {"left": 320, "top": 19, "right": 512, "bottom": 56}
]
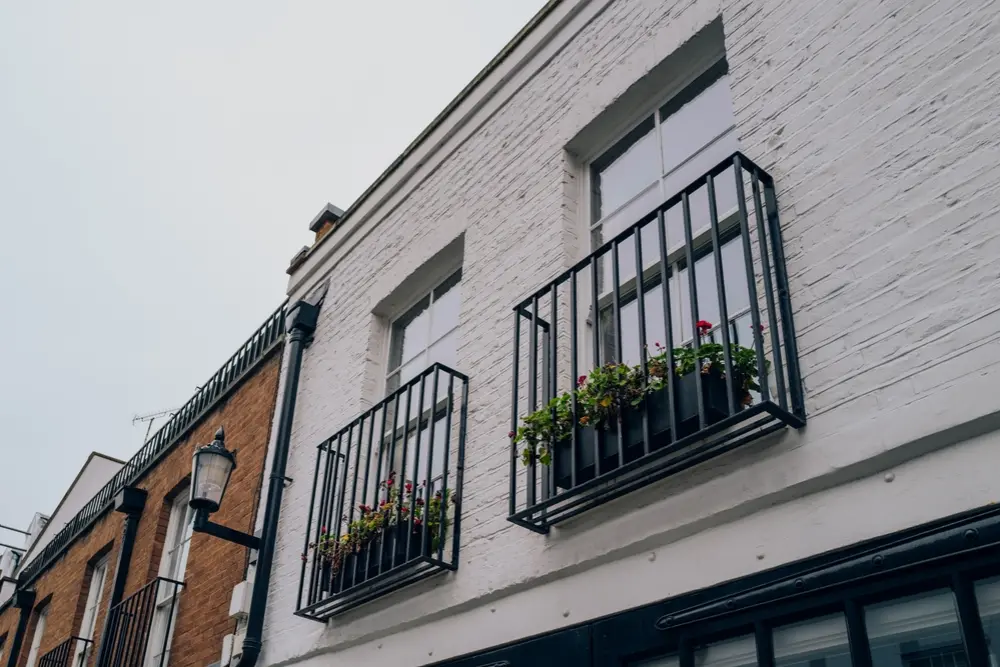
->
[{"left": 259, "top": 0, "right": 1000, "bottom": 664}]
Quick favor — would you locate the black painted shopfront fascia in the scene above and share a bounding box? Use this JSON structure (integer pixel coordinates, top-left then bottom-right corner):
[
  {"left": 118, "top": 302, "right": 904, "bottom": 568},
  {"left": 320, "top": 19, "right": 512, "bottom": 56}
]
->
[{"left": 435, "top": 504, "right": 1000, "bottom": 667}]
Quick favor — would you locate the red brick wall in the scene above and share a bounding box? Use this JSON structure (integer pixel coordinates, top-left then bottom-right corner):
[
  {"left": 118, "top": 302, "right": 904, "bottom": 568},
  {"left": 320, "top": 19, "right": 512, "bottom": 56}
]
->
[{"left": 5, "top": 348, "right": 281, "bottom": 667}]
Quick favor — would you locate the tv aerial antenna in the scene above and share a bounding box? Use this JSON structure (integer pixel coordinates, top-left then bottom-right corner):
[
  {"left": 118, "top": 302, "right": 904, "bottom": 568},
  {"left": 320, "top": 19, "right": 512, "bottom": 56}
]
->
[{"left": 132, "top": 407, "right": 180, "bottom": 442}]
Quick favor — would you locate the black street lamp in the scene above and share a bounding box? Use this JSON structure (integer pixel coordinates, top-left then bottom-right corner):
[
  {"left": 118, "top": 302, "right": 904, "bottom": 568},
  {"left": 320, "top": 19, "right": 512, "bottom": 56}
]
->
[{"left": 189, "top": 427, "right": 260, "bottom": 549}]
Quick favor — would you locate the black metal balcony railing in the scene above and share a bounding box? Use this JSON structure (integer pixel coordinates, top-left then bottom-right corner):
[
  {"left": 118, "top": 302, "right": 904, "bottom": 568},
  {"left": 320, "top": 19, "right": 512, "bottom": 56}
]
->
[
  {"left": 38, "top": 637, "right": 93, "bottom": 667},
  {"left": 295, "top": 363, "right": 468, "bottom": 621},
  {"left": 97, "top": 577, "right": 184, "bottom": 667},
  {"left": 508, "top": 153, "right": 805, "bottom": 532},
  {"left": 18, "top": 306, "right": 284, "bottom": 587}
]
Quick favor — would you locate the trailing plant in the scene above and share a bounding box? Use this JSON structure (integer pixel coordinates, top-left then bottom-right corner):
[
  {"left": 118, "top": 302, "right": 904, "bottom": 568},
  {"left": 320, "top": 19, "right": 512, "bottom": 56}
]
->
[
  {"left": 308, "top": 473, "right": 455, "bottom": 576},
  {"left": 574, "top": 363, "right": 644, "bottom": 429},
  {"left": 513, "top": 319, "right": 771, "bottom": 466},
  {"left": 512, "top": 392, "right": 573, "bottom": 466}
]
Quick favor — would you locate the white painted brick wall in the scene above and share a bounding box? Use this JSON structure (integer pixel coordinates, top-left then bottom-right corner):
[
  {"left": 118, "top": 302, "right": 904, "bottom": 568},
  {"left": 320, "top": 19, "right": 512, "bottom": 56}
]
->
[{"left": 258, "top": 0, "right": 1000, "bottom": 664}]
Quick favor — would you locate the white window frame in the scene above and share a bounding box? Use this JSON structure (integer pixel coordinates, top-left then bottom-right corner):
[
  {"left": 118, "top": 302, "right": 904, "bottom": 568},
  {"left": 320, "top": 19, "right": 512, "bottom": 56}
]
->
[
  {"left": 584, "top": 58, "right": 750, "bottom": 366},
  {"left": 25, "top": 606, "right": 47, "bottom": 667},
  {"left": 74, "top": 556, "right": 109, "bottom": 667},
  {"left": 145, "top": 491, "right": 193, "bottom": 667},
  {"left": 380, "top": 267, "right": 463, "bottom": 491},
  {"left": 384, "top": 267, "right": 463, "bottom": 394}
]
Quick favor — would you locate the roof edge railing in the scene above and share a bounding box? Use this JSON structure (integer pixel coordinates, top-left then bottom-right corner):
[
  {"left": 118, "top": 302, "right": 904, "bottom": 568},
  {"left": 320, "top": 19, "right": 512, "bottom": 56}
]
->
[{"left": 18, "top": 303, "right": 287, "bottom": 586}]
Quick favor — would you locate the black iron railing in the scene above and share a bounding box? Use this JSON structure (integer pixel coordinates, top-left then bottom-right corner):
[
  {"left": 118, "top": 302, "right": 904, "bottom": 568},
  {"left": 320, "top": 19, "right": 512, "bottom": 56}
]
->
[
  {"left": 508, "top": 152, "right": 804, "bottom": 532},
  {"left": 97, "top": 577, "right": 184, "bottom": 667},
  {"left": 18, "top": 305, "right": 285, "bottom": 587},
  {"left": 38, "top": 637, "right": 93, "bottom": 667},
  {"left": 295, "top": 363, "right": 469, "bottom": 621}
]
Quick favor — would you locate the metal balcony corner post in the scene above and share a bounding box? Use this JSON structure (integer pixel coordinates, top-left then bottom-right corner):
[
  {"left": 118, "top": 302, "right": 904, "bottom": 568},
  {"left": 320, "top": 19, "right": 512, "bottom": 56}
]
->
[
  {"left": 236, "top": 299, "right": 319, "bottom": 667},
  {"left": 6, "top": 589, "right": 36, "bottom": 667},
  {"left": 93, "top": 487, "right": 146, "bottom": 667}
]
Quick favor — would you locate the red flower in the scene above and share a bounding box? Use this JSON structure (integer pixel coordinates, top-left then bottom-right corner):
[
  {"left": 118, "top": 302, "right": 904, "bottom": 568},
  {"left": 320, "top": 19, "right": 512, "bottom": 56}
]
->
[
  {"left": 385, "top": 477, "right": 394, "bottom": 487},
  {"left": 751, "top": 323, "right": 765, "bottom": 332},
  {"left": 696, "top": 320, "right": 713, "bottom": 334},
  {"left": 507, "top": 430, "right": 515, "bottom": 438},
  {"left": 320, "top": 526, "right": 327, "bottom": 534},
  {"left": 414, "top": 519, "right": 422, "bottom": 526},
  {"left": 300, "top": 553, "right": 307, "bottom": 562},
  {"left": 405, "top": 482, "right": 413, "bottom": 492},
  {"left": 416, "top": 498, "right": 425, "bottom": 506},
  {"left": 578, "top": 375, "right": 587, "bottom": 386}
]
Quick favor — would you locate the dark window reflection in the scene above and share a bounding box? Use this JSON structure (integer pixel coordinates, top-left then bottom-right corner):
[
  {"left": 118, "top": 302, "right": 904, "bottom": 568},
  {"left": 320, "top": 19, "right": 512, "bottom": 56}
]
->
[
  {"left": 866, "top": 590, "right": 968, "bottom": 667},
  {"left": 774, "top": 613, "right": 852, "bottom": 667}
]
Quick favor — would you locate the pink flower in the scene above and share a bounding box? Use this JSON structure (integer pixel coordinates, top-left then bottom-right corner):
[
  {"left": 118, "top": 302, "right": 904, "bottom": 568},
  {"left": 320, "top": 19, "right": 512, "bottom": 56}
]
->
[
  {"left": 507, "top": 430, "right": 515, "bottom": 438},
  {"left": 321, "top": 526, "right": 327, "bottom": 534},
  {"left": 577, "top": 375, "right": 587, "bottom": 386}
]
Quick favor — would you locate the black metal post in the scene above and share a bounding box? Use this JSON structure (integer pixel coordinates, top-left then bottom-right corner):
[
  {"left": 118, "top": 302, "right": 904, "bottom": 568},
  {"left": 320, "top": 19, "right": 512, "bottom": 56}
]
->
[
  {"left": 235, "top": 299, "right": 318, "bottom": 667},
  {"left": 92, "top": 487, "right": 146, "bottom": 667},
  {"left": 5, "top": 589, "right": 36, "bottom": 667}
]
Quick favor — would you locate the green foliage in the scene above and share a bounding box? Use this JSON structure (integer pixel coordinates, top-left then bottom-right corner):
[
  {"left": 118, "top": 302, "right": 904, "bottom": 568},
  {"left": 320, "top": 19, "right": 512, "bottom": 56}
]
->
[
  {"left": 514, "top": 322, "right": 773, "bottom": 467},
  {"left": 513, "top": 392, "right": 572, "bottom": 466},
  {"left": 307, "top": 474, "right": 455, "bottom": 574}
]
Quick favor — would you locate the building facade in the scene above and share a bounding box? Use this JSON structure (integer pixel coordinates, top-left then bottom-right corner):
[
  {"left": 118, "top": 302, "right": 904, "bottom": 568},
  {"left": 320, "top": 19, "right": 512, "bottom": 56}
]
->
[
  {"left": 256, "top": 0, "right": 1000, "bottom": 666},
  {"left": 0, "top": 306, "right": 284, "bottom": 667}
]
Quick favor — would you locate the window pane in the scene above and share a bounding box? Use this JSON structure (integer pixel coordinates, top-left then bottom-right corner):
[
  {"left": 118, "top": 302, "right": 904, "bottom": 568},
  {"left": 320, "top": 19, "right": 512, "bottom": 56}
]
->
[
  {"left": 866, "top": 590, "right": 967, "bottom": 667},
  {"left": 694, "top": 634, "right": 757, "bottom": 667},
  {"left": 975, "top": 577, "right": 1000, "bottom": 667},
  {"left": 390, "top": 296, "right": 431, "bottom": 370},
  {"left": 660, "top": 73, "right": 736, "bottom": 175},
  {"left": 597, "top": 123, "right": 660, "bottom": 218},
  {"left": 404, "top": 416, "right": 448, "bottom": 490},
  {"left": 431, "top": 271, "right": 462, "bottom": 340},
  {"left": 774, "top": 613, "right": 852, "bottom": 667},
  {"left": 721, "top": 236, "right": 750, "bottom": 317},
  {"left": 429, "top": 330, "right": 457, "bottom": 370}
]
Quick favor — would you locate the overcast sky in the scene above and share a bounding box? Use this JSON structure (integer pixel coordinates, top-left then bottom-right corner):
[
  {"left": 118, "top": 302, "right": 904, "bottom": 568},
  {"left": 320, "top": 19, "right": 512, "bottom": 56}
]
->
[{"left": 0, "top": 1, "right": 546, "bottom": 541}]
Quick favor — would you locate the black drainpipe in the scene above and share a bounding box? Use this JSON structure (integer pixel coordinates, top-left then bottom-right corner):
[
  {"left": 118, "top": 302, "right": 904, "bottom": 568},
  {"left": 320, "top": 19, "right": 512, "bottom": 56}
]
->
[
  {"left": 236, "top": 299, "right": 318, "bottom": 667},
  {"left": 5, "top": 588, "right": 36, "bottom": 667},
  {"left": 92, "top": 487, "right": 147, "bottom": 667}
]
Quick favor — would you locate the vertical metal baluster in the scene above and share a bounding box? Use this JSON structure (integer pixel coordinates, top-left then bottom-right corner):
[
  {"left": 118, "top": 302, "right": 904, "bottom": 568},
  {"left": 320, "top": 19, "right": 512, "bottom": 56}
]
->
[
  {"left": 682, "top": 190, "right": 706, "bottom": 430},
  {"left": 734, "top": 155, "right": 768, "bottom": 402},
  {"left": 313, "top": 440, "right": 334, "bottom": 597},
  {"left": 752, "top": 170, "right": 787, "bottom": 410},
  {"left": 438, "top": 373, "right": 455, "bottom": 563},
  {"left": 763, "top": 177, "right": 803, "bottom": 419},
  {"left": 546, "top": 282, "right": 558, "bottom": 500},
  {"left": 634, "top": 227, "right": 650, "bottom": 456},
  {"left": 300, "top": 443, "right": 322, "bottom": 607},
  {"left": 346, "top": 418, "right": 364, "bottom": 586},
  {"left": 392, "top": 381, "right": 414, "bottom": 571},
  {"left": 377, "top": 393, "right": 400, "bottom": 577},
  {"left": 357, "top": 408, "right": 378, "bottom": 581},
  {"left": 611, "top": 241, "right": 625, "bottom": 468},
  {"left": 707, "top": 172, "right": 736, "bottom": 415},
  {"left": 569, "top": 271, "right": 579, "bottom": 489},
  {"left": 404, "top": 373, "right": 427, "bottom": 565},
  {"left": 589, "top": 255, "right": 603, "bottom": 478},
  {"left": 452, "top": 377, "right": 468, "bottom": 567},
  {"left": 421, "top": 367, "right": 440, "bottom": 558},
  {"left": 330, "top": 431, "right": 348, "bottom": 593},
  {"left": 755, "top": 621, "right": 775, "bottom": 667},
  {"left": 158, "top": 582, "right": 177, "bottom": 667},
  {"left": 527, "top": 297, "right": 539, "bottom": 509},
  {"left": 509, "top": 311, "right": 520, "bottom": 516}
]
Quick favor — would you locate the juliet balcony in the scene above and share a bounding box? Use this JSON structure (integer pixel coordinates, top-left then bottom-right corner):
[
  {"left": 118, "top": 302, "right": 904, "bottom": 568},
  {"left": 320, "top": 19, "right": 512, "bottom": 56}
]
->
[
  {"left": 97, "top": 577, "right": 184, "bottom": 667},
  {"left": 295, "top": 364, "right": 468, "bottom": 621},
  {"left": 39, "top": 637, "right": 93, "bottom": 667},
  {"left": 507, "top": 152, "right": 805, "bottom": 532}
]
